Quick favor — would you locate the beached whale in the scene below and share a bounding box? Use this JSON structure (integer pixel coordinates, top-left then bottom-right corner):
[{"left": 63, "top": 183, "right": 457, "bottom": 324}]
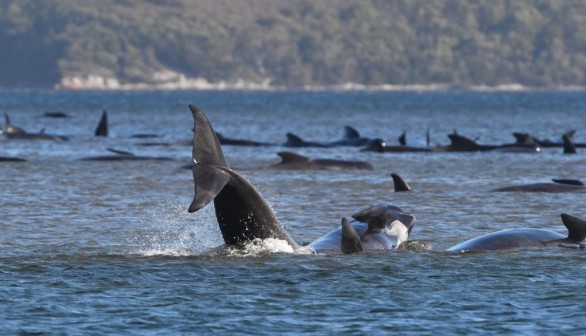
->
[
  {"left": 2, "top": 114, "right": 69, "bottom": 142},
  {"left": 43, "top": 111, "right": 68, "bottom": 118},
  {"left": 446, "top": 132, "right": 540, "bottom": 153},
  {"left": 216, "top": 132, "right": 275, "bottom": 147},
  {"left": 270, "top": 151, "right": 373, "bottom": 170},
  {"left": 187, "top": 104, "right": 415, "bottom": 253},
  {"left": 216, "top": 125, "right": 376, "bottom": 148},
  {"left": 361, "top": 138, "right": 435, "bottom": 153},
  {"left": 490, "top": 179, "right": 586, "bottom": 193},
  {"left": 447, "top": 213, "right": 586, "bottom": 252},
  {"left": 78, "top": 148, "right": 174, "bottom": 161},
  {"left": 514, "top": 130, "right": 586, "bottom": 149},
  {"left": 0, "top": 156, "right": 26, "bottom": 162}
]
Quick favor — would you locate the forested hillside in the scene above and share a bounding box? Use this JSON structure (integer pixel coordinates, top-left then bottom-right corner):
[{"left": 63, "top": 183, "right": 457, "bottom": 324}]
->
[{"left": 0, "top": 0, "right": 584, "bottom": 88}]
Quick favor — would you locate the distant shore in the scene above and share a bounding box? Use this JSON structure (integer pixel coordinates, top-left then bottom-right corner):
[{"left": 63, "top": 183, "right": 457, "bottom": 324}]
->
[{"left": 51, "top": 75, "right": 586, "bottom": 92}]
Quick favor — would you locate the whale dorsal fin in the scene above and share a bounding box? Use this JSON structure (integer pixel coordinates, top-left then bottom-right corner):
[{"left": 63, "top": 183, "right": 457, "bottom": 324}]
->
[
  {"left": 562, "top": 132, "right": 577, "bottom": 154},
  {"left": 188, "top": 105, "right": 230, "bottom": 213},
  {"left": 513, "top": 132, "right": 535, "bottom": 144},
  {"left": 284, "top": 133, "right": 305, "bottom": 146},
  {"left": 563, "top": 130, "right": 576, "bottom": 139},
  {"left": 561, "top": 213, "right": 586, "bottom": 242},
  {"left": 448, "top": 133, "right": 478, "bottom": 147},
  {"left": 277, "top": 151, "right": 310, "bottom": 163},
  {"left": 341, "top": 217, "right": 363, "bottom": 253},
  {"left": 552, "top": 179, "right": 584, "bottom": 186},
  {"left": 343, "top": 126, "right": 360, "bottom": 139},
  {"left": 106, "top": 147, "right": 134, "bottom": 156},
  {"left": 95, "top": 110, "right": 108, "bottom": 137},
  {"left": 391, "top": 173, "right": 411, "bottom": 192},
  {"left": 398, "top": 131, "right": 406, "bottom": 146},
  {"left": 215, "top": 132, "right": 226, "bottom": 141}
]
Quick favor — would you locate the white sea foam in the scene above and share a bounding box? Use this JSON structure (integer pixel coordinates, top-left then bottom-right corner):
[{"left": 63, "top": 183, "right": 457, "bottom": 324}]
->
[
  {"left": 131, "top": 200, "right": 224, "bottom": 256},
  {"left": 225, "top": 238, "right": 315, "bottom": 257}
]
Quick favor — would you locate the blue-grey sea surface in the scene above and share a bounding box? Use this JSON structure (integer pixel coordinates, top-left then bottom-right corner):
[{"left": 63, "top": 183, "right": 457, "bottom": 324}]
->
[{"left": 1, "top": 89, "right": 586, "bottom": 334}]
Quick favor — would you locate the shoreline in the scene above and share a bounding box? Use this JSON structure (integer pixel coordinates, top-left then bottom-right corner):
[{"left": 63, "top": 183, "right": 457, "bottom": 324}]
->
[
  {"left": 45, "top": 74, "right": 586, "bottom": 92},
  {"left": 50, "top": 85, "right": 586, "bottom": 92}
]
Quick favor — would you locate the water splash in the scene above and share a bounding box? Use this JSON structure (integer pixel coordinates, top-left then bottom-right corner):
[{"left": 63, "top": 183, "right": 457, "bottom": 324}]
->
[
  {"left": 130, "top": 200, "right": 224, "bottom": 256},
  {"left": 224, "top": 238, "right": 315, "bottom": 257}
]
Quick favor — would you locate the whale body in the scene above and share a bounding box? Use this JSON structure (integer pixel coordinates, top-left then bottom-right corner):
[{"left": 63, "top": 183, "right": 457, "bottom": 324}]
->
[
  {"left": 79, "top": 148, "right": 173, "bottom": 161},
  {"left": 271, "top": 151, "right": 373, "bottom": 170},
  {"left": 490, "top": 179, "right": 586, "bottom": 193},
  {"left": 447, "top": 214, "right": 586, "bottom": 252},
  {"left": 2, "top": 114, "right": 69, "bottom": 142}
]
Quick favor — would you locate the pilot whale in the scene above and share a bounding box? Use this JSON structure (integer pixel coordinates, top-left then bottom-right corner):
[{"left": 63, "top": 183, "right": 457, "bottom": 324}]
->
[
  {"left": 216, "top": 132, "right": 275, "bottom": 147},
  {"left": 362, "top": 139, "right": 434, "bottom": 153},
  {"left": 2, "top": 114, "right": 69, "bottom": 141},
  {"left": 0, "top": 156, "right": 26, "bottom": 162},
  {"left": 514, "top": 130, "right": 586, "bottom": 149},
  {"left": 490, "top": 179, "right": 586, "bottom": 193},
  {"left": 79, "top": 148, "right": 173, "bottom": 161},
  {"left": 187, "top": 105, "right": 415, "bottom": 253},
  {"left": 447, "top": 213, "right": 586, "bottom": 252},
  {"left": 270, "top": 151, "right": 373, "bottom": 170},
  {"left": 308, "top": 205, "right": 415, "bottom": 253},
  {"left": 446, "top": 132, "right": 540, "bottom": 153}
]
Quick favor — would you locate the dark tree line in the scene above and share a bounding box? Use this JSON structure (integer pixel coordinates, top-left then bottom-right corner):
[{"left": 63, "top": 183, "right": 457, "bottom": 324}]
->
[{"left": 0, "top": 0, "right": 584, "bottom": 88}]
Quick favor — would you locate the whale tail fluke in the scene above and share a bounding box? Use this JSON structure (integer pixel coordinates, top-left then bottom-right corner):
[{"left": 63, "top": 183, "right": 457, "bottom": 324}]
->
[
  {"left": 187, "top": 105, "right": 298, "bottom": 248},
  {"left": 95, "top": 110, "right": 108, "bottom": 137},
  {"left": 391, "top": 173, "right": 411, "bottom": 192},
  {"left": 561, "top": 213, "right": 586, "bottom": 243},
  {"left": 188, "top": 104, "right": 230, "bottom": 213},
  {"left": 341, "top": 217, "right": 363, "bottom": 253}
]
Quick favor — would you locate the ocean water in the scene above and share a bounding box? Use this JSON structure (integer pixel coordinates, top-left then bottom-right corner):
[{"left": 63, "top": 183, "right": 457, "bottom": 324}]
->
[{"left": 1, "top": 89, "right": 586, "bottom": 334}]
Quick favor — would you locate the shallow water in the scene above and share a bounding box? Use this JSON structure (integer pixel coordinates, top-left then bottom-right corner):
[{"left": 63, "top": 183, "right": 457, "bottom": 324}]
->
[{"left": 1, "top": 89, "right": 586, "bottom": 334}]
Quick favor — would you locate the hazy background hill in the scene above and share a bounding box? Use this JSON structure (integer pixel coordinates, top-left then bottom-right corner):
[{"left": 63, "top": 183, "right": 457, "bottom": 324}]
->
[{"left": 0, "top": 0, "right": 584, "bottom": 88}]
